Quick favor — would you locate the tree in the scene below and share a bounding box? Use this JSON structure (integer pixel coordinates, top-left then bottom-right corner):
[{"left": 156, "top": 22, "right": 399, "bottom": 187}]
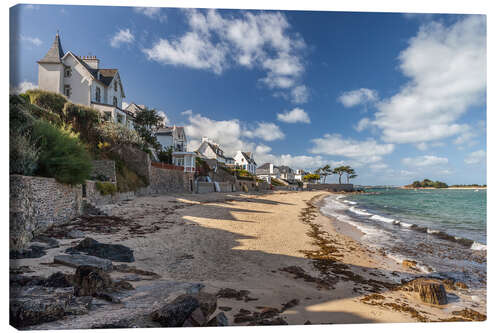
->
[
  {"left": 133, "top": 107, "right": 165, "bottom": 151},
  {"left": 303, "top": 173, "right": 320, "bottom": 183},
  {"left": 343, "top": 166, "right": 355, "bottom": 184},
  {"left": 333, "top": 166, "right": 346, "bottom": 184}
]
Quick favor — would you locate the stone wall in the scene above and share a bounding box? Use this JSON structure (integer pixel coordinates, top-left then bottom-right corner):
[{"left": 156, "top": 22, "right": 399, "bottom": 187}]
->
[
  {"left": 112, "top": 144, "right": 152, "bottom": 181},
  {"left": 10, "top": 175, "right": 83, "bottom": 250},
  {"left": 217, "top": 182, "right": 233, "bottom": 192},
  {"left": 84, "top": 180, "right": 134, "bottom": 206},
  {"left": 148, "top": 167, "right": 188, "bottom": 194},
  {"left": 90, "top": 160, "right": 116, "bottom": 183},
  {"left": 197, "top": 182, "right": 215, "bottom": 194},
  {"left": 304, "top": 183, "right": 354, "bottom": 192}
]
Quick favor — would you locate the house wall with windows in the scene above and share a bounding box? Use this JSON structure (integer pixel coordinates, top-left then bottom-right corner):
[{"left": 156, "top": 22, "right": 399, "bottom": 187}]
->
[
  {"left": 38, "top": 63, "right": 64, "bottom": 94},
  {"left": 61, "top": 55, "right": 91, "bottom": 105}
]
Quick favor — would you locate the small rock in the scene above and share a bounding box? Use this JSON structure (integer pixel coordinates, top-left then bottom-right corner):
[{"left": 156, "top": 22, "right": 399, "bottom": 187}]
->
[
  {"left": 67, "top": 230, "right": 85, "bottom": 239},
  {"left": 183, "top": 307, "right": 206, "bottom": 326},
  {"left": 54, "top": 254, "right": 113, "bottom": 272},
  {"left": 31, "top": 236, "right": 59, "bottom": 248},
  {"left": 304, "top": 320, "right": 312, "bottom": 325},
  {"left": 73, "top": 265, "right": 113, "bottom": 297},
  {"left": 10, "top": 298, "right": 66, "bottom": 328},
  {"left": 281, "top": 299, "right": 299, "bottom": 312},
  {"left": 43, "top": 272, "right": 73, "bottom": 288},
  {"left": 405, "top": 278, "right": 448, "bottom": 305},
  {"left": 192, "top": 292, "right": 217, "bottom": 318},
  {"left": 455, "top": 281, "right": 469, "bottom": 290},
  {"left": 65, "top": 237, "right": 134, "bottom": 262},
  {"left": 10, "top": 246, "right": 47, "bottom": 259},
  {"left": 151, "top": 294, "right": 201, "bottom": 327},
  {"left": 207, "top": 312, "right": 229, "bottom": 326},
  {"left": 219, "top": 306, "right": 232, "bottom": 311}
]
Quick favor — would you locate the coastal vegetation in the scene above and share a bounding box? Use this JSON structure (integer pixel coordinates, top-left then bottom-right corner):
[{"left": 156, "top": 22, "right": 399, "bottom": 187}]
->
[
  {"left": 133, "top": 106, "right": 165, "bottom": 152},
  {"left": 406, "top": 179, "right": 448, "bottom": 188},
  {"left": 313, "top": 165, "right": 357, "bottom": 184},
  {"left": 95, "top": 181, "right": 118, "bottom": 196}
]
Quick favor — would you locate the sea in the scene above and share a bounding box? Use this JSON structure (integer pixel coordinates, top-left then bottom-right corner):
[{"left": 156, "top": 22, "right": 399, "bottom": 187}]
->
[{"left": 321, "top": 188, "right": 486, "bottom": 307}]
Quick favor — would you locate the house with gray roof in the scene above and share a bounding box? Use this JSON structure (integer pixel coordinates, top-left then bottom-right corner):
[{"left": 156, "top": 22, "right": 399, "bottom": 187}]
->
[
  {"left": 256, "top": 163, "right": 281, "bottom": 184},
  {"left": 234, "top": 151, "right": 257, "bottom": 174},
  {"left": 37, "top": 33, "right": 134, "bottom": 128},
  {"left": 196, "top": 137, "right": 235, "bottom": 165}
]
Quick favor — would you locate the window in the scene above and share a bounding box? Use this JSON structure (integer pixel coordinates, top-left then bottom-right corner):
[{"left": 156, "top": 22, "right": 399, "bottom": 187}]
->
[
  {"left": 113, "top": 96, "right": 117, "bottom": 107},
  {"left": 95, "top": 87, "right": 101, "bottom": 102},
  {"left": 114, "top": 81, "right": 118, "bottom": 92},
  {"left": 117, "top": 114, "right": 123, "bottom": 124},
  {"left": 63, "top": 85, "right": 71, "bottom": 97},
  {"left": 64, "top": 66, "right": 72, "bottom": 77}
]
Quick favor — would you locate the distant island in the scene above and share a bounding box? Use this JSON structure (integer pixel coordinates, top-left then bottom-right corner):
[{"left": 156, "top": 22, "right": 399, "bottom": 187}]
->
[{"left": 402, "top": 179, "right": 486, "bottom": 189}]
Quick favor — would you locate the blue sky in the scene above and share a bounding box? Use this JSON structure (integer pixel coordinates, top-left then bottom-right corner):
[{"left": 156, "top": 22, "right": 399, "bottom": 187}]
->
[{"left": 10, "top": 4, "right": 486, "bottom": 185}]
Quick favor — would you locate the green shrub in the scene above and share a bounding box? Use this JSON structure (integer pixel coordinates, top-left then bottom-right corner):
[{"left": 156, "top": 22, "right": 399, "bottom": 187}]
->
[
  {"left": 63, "top": 102, "right": 101, "bottom": 144},
  {"left": 10, "top": 131, "right": 39, "bottom": 176},
  {"left": 25, "top": 89, "right": 67, "bottom": 120},
  {"left": 31, "top": 120, "right": 92, "bottom": 185},
  {"left": 95, "top": 181, "right": 117, "bottom": 195},
  {"left": 157, "top": 147, "right": 173, "bottom": 164},
  {"left": 96, "top": 122, "right": 144, "bottom": 148},
  {"left": 10, "top": 94, "right": 62, "bottom": 127}
]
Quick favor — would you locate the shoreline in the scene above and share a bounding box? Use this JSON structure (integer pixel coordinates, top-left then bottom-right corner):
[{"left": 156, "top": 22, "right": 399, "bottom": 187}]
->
[{"left": 11, "top": 190, "right": 486, "bottom": 328}]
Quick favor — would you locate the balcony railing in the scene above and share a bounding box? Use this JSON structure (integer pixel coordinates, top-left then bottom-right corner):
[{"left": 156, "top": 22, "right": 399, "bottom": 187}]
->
[{"left": 151, "top": 161, "right": 184, "bottom": 171}]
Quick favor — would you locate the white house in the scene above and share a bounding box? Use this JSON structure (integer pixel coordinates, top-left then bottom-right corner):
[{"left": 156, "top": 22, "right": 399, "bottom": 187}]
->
[
  {"left": 256, "top": 163, "right": 281, "bottom": 184},
  {"left": 294, "top": 169, "right": 305, "bottom": 182},
  {"left": 234, "top": 151, "right": 257, "bottom": 174},
  {"left": 277, "top": 165, "right": 295, "bottom": 182},
  {"left": 196, "top": 137, "right": 234, "bottom": 165},
  {"left": 155, "top": 126, "right": 187, "bottom": 152},
  {"left": 37, "top": 33, "right": 133, "bottom": 128}
]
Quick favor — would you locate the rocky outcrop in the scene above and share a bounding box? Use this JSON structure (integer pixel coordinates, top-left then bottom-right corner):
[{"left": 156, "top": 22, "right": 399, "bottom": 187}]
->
[
  {"left": 65, "top": 237, "right": 134, "bottom": 262},
  {"left": 73, "top": 265, "right": 113, "bottom": 297},
  {"left": 151, "top": 292, "right": 220, "bottom": 327},
  {"left": 54, "top": 253, "right": 113, "bottom": 272},
  {"left": 401, "top": 278, "right": 448, "bottom": 305}
]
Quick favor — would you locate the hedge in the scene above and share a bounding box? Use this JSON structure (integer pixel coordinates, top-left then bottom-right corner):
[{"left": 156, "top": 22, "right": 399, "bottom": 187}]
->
[
  {"left": 25, "top": 89, "right": 67, "bottom": 121},
  {"left": 95, "top": 181, "right": 117, "bottom": 195}
]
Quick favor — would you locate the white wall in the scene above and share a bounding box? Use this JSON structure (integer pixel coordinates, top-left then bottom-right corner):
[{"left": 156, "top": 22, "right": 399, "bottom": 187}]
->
[
  {"left": 38, "top": 63, "right": 63, "bottom": 93},
  {"left": 106, "top": 76, "right": 123, "bottom": 107},
  {"left": 157, "top": 134, "right": 174, "bottom": 150},
  {"left": 62, "top": 56, "right": 91, "bottom": 105}
]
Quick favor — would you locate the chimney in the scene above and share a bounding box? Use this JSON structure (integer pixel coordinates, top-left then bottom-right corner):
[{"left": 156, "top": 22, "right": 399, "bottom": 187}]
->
[
  {"left": 81, "top": 55, "right": 99, "bottom": 69},
  {"left": 269, "top": 163, "right": 273, "bottom": 174}
]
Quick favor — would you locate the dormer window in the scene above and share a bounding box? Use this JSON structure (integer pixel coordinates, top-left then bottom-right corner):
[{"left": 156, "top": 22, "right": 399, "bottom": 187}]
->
[
  {"left": 95, "top": 87, "right": 101, "bottom": 102},
  {"left": 64, "top": 66, "right": 72, "bottom": 77}
]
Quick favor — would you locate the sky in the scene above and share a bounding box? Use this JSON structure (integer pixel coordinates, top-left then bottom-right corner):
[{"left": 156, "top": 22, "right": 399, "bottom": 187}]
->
[{"left": 9, "top": 4, "right": 487, "bottom": 185}]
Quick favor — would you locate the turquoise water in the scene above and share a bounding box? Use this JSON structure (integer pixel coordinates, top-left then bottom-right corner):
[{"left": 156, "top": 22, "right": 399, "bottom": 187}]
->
[
  {"left": 350, "top": 188, "right": 486, "bottom": 244},
  {"left": 321, "top": 188, "right": 487, "bottom": 294}
]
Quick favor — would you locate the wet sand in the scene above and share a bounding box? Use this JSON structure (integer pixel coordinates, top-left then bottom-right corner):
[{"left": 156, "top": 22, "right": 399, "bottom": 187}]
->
[{"left": 11, "top": 190, "right": 485, "bottom": 328}]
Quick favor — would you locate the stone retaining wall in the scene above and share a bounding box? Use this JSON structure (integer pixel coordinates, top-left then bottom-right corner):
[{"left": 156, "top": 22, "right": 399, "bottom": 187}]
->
[
  {"left": 90, "top": 160, "right": 116, "bottom": 183},
  {"left": 304, "top": 183, "right": 355, "bottom": 192},
  {"left": 84, "top": 181, "right": 134, "bottom": 206},
  {"left": 197, "top": 182, "right": 215, "bottom": 194},
  {"left": 10, "top": 175, "right": 83, "bottom": 250},
  {"left": 148, "top": 167, "right": 187, "bottom": 194},
  {"left": 217, "top": 182, "right": 233, "bottom": 192}
]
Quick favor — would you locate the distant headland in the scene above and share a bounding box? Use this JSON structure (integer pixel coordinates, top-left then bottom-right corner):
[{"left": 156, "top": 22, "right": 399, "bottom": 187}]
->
[{"left": 401, "top": 179, "right": 486, "bottom": 189}]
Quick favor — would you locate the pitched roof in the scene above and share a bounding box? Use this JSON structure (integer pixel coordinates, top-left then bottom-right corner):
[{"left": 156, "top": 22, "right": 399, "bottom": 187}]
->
[
  {"left": 240, "top": 151, "right": 256, "bottom": 165},
  {"left": 38, "top": 34, "right": 64, "bottom": 64},
  {"left": 257, "top": 163, "right": 272, "bottom": 170},
  {"left": 97, "top": 69, "right": 118, "bottom": 86}
]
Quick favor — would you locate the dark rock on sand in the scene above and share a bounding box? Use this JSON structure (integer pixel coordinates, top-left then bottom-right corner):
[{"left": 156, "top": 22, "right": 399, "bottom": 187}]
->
[
  {"left": 54, "top": 254, "right": 113, "bottom": 272},
  {"left": 183, "top": 307, "right": 207, "bottom": 326},
  {"left": 67, "top": 229, "right": 85, "bottom": 239},
  {"left": 193, "top": 292, "right": 217, "bottom": 318},
  {"left": 207, "top": 312, "right": 229, "bottom": 326},
  {"left": 10, "top": 245, "right": 47, "bottom": 259},
  {"left": 31, "top": 236, "right": 60, "bottom": 248},
  {"left": 403, "top": 278, "right": 448, "bottom": 305},
  {"left": 44, "top": 272, "right": 73, "bottom": 288},
  {"left": 151, "top": 294, "right": 201, "bottom": 327},
  {"left": 10, "top": 298, "right": 66, "bottom": 328},
  {"left": 73, "top": 265, "right": 113, "bottom": 297},
  {"left": 281, "top": 299, "right": 299, "bottom": 312},
  {"left": 66, "top": 237, "right": 134, "bottom": 262}
]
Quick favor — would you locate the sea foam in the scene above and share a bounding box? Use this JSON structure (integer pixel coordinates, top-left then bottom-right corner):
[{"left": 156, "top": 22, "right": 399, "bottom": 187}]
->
[{"left": 471, "top": 242, "right": 487, "bottom": 251}]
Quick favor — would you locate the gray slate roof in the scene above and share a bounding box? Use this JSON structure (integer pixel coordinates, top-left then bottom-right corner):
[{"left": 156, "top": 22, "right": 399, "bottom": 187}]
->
[{"left": 38, "top": 34, "right": 64, "bottom": 63}]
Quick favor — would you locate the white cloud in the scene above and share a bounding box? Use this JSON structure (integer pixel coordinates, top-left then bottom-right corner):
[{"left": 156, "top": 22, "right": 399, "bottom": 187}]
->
[
  {"left": 310, "top": 134, "right": 394, "bottom": 162},
  {"left": 464, "top": 150, "right": 486, "bottom": 165},
  {"left": 338, "top": 88, "right": 378, "bottom": 108},
  {"left": 402, "top": 155, "right": 448, "bottom": 167},
  {"left": 144, "top": 32, "right": 226, "bottom": 74},
  {"left": 133, "top": 7, "right": 166, "bottom": 21},
  {"left": 371, "top": 16, "right": 486, "bottom": 144},
  {"left": 10, "top": 81, "right": 37, "bottom": 94},
  {"left": 291, "top": 85, "right": 309, "bottom": 104},
  {"left": 244, "top": 122, "right": 285, "bottom": 141},
  {"left": 415, "top": 142, "right": 428, "bottom": 151},
  {"left": 110, "top": 29, "right": 135, "bottom": 48},
  {"left": 143, "top": 9, "right": 307, "bottom": 99},
  {"left": 277, "top": 108, "right": 310, "bottom": 124},
  {"left": 355, "top": 117, "right": 371, "bottom": 132},
  {"left": 20, "top": 35, "right": 42, "bottom": 46},
  {"left": 370, "top": 163, "right": 389, "bottom": 171},
  {"left": 158, "top": 111, "right": 169, "bottom": 126}
]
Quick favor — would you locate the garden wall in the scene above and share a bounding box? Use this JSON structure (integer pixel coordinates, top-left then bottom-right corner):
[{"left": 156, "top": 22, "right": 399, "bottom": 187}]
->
[
  {"left": 90, "top": 160, "right": 116, "bottom": 182},
  {"left": 304, "top": 183, "right": 354, "bottom": 192},
  {"left": 10, "top": 175, "right": 83, "bottom": 250},
  {"left": 147, "top": 166, "right": 189, "bottom": 194},
  {"left": 84, "top": 180, "right": 134, "bottom": 206},
  {"left": 197, "top": 182, "right": 215, "bottom": 194}
]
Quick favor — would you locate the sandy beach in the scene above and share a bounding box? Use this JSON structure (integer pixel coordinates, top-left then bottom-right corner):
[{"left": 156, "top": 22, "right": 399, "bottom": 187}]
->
[{"left": 11, "top": 190, "right": 486, "bottom": 328}]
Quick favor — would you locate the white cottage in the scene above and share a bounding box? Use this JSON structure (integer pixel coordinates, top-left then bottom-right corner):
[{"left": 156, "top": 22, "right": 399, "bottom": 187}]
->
[
  {"left": 234, "top": 151, "right": 257, "bottom": 174},
  {"left": 37, "top": 33, "right": 134, "bottom": 128},
  {"left": 196, "top": 138, "right": 235, "bottom": 165}
]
